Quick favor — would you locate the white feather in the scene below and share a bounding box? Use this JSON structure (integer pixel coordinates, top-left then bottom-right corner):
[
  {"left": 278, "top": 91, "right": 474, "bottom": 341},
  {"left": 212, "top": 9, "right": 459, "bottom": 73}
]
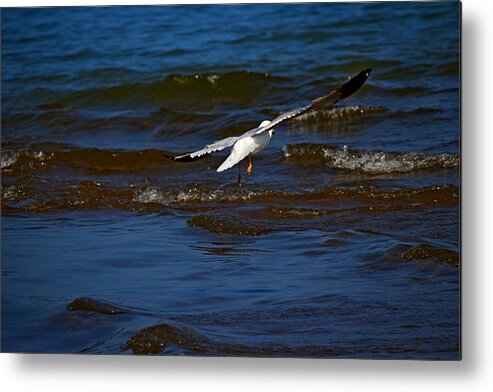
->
[
  {"left": 217, "top": 120, "right": 273, "bottom": 172},
  {"left": 217, "top": 137, "right": 256, "bottom": 172}
]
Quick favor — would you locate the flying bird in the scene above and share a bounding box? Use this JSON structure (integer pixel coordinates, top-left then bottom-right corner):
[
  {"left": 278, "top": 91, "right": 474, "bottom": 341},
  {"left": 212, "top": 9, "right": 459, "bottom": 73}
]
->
[{"left": 164, "top": 68, "right": 371, "bottom": 185}]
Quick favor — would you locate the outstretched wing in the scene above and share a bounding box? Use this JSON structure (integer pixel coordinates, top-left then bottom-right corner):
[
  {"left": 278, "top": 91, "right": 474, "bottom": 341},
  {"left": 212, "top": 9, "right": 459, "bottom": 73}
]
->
[
  {"left": 164, "top": 68, "right": 371, "bottom": 162},
  {"left": 163, "top": 136, "right": 240, "bottom": 162},
  {"left": 246, "top": 68, "right": 372, "bottom": 137}
]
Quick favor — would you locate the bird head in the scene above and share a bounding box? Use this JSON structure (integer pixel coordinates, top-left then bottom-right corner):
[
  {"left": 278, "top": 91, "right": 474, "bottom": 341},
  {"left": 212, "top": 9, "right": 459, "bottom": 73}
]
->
[{"left": 259, "top": 120, "right": 275, "bottom": 137}]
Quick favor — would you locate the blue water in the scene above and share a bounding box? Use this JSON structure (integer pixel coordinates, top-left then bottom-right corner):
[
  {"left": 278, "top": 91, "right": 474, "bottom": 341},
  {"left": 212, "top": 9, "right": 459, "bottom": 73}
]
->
[{"left": 1, "top": 2, "right": 460, "bottom": 358}]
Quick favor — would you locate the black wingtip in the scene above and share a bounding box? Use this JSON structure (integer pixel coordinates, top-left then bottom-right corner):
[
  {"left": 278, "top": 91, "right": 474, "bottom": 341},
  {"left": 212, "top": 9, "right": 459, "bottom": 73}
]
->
[
  {"left": 162, "top": 151, "right": 210, "bottom": 163},
  {"left": 355, "top": 67, "right": 372, "bottom": 83},
  {"left": 162, "top": 152, "right": 178, "bottom": 161},
  {"left": 337, "top": 67, "right": 372, "bottom": 102},
  {"left": 361, "top": 68, "right": 372, "bottom": 80}
]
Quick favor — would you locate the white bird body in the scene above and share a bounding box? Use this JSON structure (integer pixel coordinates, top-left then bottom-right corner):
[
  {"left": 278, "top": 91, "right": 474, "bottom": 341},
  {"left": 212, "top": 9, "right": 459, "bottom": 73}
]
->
[{"left": 217, "top": 120, "right": 274, "bottom": 172}]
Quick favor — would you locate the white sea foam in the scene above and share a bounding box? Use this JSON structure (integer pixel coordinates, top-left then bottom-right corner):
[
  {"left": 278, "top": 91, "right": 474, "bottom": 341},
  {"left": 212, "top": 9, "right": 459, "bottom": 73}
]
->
[{"left": 283, "top": 144, "right": 459, "bottom": 174}]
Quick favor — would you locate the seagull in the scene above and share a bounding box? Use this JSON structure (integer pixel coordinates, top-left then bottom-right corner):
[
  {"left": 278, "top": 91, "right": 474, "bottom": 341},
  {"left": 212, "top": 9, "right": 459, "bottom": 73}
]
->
[{"left": 163, "top": 68, "right": 371, "bottom": 185}]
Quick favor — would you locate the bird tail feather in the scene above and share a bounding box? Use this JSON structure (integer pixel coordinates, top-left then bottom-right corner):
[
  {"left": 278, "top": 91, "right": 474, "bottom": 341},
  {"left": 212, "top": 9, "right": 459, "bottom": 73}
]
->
[{"left": 217, "top": 143, "right": 250, "bottom": 172}]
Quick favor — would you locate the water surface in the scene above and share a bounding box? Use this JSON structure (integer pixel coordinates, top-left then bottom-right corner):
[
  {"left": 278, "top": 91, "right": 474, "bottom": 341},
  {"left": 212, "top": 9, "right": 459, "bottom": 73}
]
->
[{"left": 1, "top": 2, "right": 460, "bottom": 358}]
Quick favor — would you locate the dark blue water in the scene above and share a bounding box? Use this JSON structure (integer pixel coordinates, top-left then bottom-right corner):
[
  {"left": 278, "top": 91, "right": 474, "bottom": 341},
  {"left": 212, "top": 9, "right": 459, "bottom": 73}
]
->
[{"left": 1, "top": 2, "right": 460, "bottom": 358}]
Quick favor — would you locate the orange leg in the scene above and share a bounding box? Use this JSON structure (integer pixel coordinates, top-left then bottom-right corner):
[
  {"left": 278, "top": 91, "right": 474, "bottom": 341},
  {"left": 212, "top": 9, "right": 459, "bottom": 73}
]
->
[{"left": 247, "top": 153, "right": 253, "bottom": 175}]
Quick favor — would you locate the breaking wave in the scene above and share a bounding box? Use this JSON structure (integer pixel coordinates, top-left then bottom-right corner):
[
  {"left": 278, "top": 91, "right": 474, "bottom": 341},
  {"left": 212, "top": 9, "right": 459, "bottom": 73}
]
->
[
  {"left": 291, "top": 105, "right": 387, "bottom": 124},
  {"left": 2, "top": 180, "right": 458, "bottom": 213},
  {"left": 133, "top": 186, "right": 282, "bottom": 205},
  {"left": 283, "top": 143, "right": 459, "bottom": 174},
  {"left": 2, "top": 141, "right": 460, "bottom": 176}
]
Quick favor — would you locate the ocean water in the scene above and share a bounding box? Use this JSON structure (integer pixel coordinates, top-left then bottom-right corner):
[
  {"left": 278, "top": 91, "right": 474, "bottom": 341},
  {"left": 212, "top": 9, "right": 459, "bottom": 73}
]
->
[{"left": 1, "top": 2, "right": 460, "bottom": 358}]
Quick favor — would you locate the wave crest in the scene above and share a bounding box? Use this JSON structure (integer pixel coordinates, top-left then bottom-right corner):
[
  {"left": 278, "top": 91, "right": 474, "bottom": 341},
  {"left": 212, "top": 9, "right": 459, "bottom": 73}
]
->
[
  {"left": 37, "top": 71, "right": 288, "bottom": 110},
  {"left": 291, "top": 105, "right": 387, "bottom": 124},
  {"left": 283, "top": 144, "right": 459, "bottom": 174},
  {"left": 133, "top": 186, "right": 282, "bottom": 205}
]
